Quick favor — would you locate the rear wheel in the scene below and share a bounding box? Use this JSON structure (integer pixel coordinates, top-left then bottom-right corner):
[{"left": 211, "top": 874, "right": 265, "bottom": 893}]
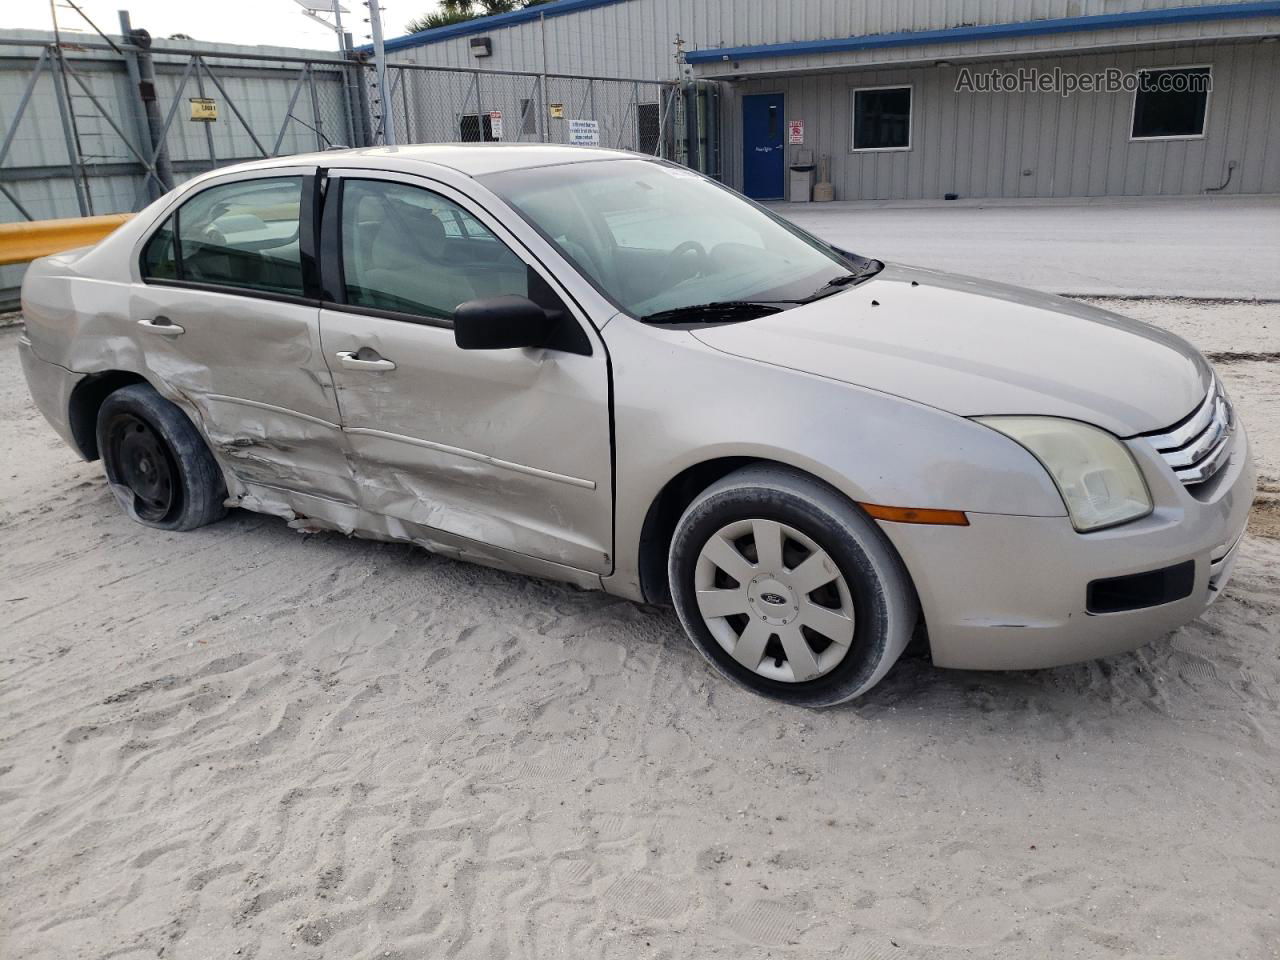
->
[
  {"left": 96, "top": 384, "right": 228, "bottom": 531},
  {"left": 668, "top": 464, "right": 917, "bottom": 707}
]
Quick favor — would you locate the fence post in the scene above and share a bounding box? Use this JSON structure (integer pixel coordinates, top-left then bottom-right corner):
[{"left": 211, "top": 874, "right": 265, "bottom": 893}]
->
[
  {"left": 683, "top": 80, "right": 700, "bottom": 172},
  {"left": 538, "top": 11, "right": 549, "bottom": 144},
  {"left": 353, "top": 55, "right": 374, "bottom": 148},
  {"left": 121, "top": 16, "right": 175, "bottom": 196},
  {"left": 400, "top": 69, "right": 412, "bottom": 144},
  {"left": 307, "top": 64, "right": 325, "bottom": 150}
]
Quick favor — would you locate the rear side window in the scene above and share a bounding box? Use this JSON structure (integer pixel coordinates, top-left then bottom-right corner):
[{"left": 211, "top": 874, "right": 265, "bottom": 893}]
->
[
  {"left": 340, "top": 178, "right": 528, "bottom": 321},
  {"left": 141, "top": 176, "right": 305, "bottom": 296}
]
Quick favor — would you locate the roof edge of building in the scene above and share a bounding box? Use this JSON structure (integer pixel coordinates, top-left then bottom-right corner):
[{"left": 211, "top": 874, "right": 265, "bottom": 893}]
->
[
  {"left": 378, "top": 0, "right": 631, "bottom": 54},
  {"left": 684, "top": 1, "right": 1280, "bottom": 65}
]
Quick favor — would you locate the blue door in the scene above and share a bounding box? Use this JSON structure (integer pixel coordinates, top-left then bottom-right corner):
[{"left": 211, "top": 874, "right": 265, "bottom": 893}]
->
[{"left": 742, "top": 93, "right": 784, "bottom": 199}]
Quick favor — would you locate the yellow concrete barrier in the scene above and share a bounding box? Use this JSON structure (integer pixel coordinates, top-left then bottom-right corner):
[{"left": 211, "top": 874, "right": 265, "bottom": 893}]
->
[{"left": 0, "top": 213, "right": 134, "bottom": 267}]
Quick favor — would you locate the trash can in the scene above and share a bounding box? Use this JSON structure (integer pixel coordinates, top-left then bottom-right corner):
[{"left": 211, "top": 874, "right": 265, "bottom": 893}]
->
[{"left": 789, "top": 164, "right": 816, "bottom": 202}]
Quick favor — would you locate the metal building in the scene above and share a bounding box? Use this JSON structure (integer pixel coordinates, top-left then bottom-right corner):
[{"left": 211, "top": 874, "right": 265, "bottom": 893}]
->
[{"left": 383, "top": 0, "right": 1280, "bottom": 200}]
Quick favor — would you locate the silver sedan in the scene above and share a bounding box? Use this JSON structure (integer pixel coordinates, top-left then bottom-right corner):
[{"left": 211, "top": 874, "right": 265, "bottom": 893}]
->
[{"left": 18, "top": 145, "right": 1255, "bottom": 706}]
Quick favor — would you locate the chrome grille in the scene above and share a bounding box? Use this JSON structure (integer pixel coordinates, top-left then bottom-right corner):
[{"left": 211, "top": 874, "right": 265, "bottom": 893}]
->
[{"left": 1144, "top": 377, "right": 1234, "bottom": 486}]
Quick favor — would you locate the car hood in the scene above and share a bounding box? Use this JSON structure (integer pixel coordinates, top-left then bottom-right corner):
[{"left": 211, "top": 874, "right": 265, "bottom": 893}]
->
[{"left": 690, "top": 264, "right": 1211, "bottom": 437}]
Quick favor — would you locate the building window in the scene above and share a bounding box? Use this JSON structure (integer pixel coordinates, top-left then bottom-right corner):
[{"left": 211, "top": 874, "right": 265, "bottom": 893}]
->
[
  {"left": 1131, "top": 66, "right": 1211, "bottom": 140},
  {"left": 852, "top": 86, "right": 911, "bottom": 151}
]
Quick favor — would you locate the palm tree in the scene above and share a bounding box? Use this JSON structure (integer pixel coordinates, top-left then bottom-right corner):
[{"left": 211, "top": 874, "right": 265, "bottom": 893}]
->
[{"left": 405, "top": 0, "right": 552, "bottom": 34}]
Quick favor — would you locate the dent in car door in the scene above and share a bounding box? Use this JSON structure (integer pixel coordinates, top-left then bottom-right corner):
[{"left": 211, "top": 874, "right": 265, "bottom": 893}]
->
[
  {"left": 133, "top": 170, "right": 357, "bottom": 506},
  {"left": 318, "top": 173, "right": 613, "bottom": 574}
]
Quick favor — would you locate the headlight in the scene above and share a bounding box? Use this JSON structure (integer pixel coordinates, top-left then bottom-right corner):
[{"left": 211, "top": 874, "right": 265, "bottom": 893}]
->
[{"left": 976, "top": 416, "right": 1153, "bottom": 532}]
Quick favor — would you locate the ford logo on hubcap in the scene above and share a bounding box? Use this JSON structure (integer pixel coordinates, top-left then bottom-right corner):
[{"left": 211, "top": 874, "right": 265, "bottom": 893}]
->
[{"left": 759, "top": 592, "right": 788, "bottom": 606}]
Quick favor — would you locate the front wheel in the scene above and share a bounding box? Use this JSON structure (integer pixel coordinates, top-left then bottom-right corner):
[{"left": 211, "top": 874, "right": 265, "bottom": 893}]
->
[{"left": 668, "top": 465, "right": 917, "bottom": 707}]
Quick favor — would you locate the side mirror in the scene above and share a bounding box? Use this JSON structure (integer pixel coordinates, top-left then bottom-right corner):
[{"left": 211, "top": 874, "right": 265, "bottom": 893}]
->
[
  {"left": 453, "top": 295, "right": 590, "bottom": 356},
  {"left": 454, "top": 296, "right": 551, "bottom": 351}
]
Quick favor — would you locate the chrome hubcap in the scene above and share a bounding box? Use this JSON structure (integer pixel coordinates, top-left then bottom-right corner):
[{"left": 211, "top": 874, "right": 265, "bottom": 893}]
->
[{"left": 694, "top": 519, "right": 855, "bottom": 683}]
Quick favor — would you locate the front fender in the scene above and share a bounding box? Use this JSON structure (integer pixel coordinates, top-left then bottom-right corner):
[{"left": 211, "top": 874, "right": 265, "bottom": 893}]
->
[{"left": 603, "top": 317, "right": 1065, "bottom": 600}]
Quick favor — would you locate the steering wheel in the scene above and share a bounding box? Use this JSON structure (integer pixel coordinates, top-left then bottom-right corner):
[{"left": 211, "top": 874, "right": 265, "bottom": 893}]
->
[{"left": 661, "top": 240, "right": 709, "bottom": 287}]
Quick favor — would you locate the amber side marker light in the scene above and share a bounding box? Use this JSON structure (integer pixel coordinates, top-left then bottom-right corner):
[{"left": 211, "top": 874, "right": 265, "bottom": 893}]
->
[{"left": 858, "top": 503, "right": 970, "bottom": 526}]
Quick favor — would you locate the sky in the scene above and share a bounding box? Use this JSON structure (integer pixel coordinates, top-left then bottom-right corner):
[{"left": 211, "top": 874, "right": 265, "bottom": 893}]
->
[{"left": 1, "top": 0, "right": 434, "bottom": 50}]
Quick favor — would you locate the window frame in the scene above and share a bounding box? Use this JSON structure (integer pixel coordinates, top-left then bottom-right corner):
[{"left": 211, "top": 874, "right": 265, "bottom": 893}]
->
[
  {"left": 1129, "top": 64, "right": 1213, "bottom": 143},
  {"left": 135, "top": 166, "right": 321, "bottom": 307},
  {"left": 317, "top": 168, "right": 587, "bottom": 345},
  {"left": 850, "top": 83, "right": 913, "bottom": 154}
]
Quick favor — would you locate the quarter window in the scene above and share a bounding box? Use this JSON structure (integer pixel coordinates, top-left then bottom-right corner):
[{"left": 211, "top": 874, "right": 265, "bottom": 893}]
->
[
  {"left": 1131, "top": 67, "right": 1211, "bottom": 139},
  {"left": 141, "top": 176, "right": 305, "bottom": 296},
  {"left": 852, "top": 86, "right": 912, "bottom": 151},
  {"left": 141, "top": 217, "right": 178, "bottom": 280},
  {"left": 340, "top": 179, "right": 529, "bottom": 321}
]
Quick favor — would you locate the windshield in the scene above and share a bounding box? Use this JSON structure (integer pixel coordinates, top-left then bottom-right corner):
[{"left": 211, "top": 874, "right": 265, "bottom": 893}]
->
[{"left": 482, "top": 159, "right": 878, "bottom": 321}]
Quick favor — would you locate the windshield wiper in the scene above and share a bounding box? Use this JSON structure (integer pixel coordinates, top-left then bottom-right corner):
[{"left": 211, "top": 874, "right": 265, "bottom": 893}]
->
[
  {"left": 641, "top": 301, "right": 785, "bottom": 325},
  {"left": 801, "top": 265, "right": 882, "bottom": 303}
]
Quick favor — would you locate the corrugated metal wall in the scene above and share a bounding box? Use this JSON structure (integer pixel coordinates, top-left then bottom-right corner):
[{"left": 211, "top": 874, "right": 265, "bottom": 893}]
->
[
  {"left": 0, "top": 31, "right": 349, "bottom": 304},
  {"left": 719, "top": 39, "right": 1280, "bottom": 200},
  {"left": 387, "top": 0, "right": 1280, "bottom": 79}
]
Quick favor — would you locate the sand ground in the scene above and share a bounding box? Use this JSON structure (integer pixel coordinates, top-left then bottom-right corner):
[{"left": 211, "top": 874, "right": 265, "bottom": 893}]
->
[{"left": 1, "top": 299, "right": 1278, "bottom": 960}]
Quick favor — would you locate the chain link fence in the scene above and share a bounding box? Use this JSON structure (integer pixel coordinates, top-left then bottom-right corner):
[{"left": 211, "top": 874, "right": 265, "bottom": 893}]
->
[
  {"left": 377, "top": 64, "right": 680, "bottom": 157},
  {"left": 0, "top": 32, "right": 706, "bottom": 305}
]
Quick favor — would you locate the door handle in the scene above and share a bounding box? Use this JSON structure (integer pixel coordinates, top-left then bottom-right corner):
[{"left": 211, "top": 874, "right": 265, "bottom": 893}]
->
[
  {"left": 336, "top": 350, "right": 396, "bottom": 371},
  {"left": 138, "top": 316, "right": 184, "bottom": 336}
]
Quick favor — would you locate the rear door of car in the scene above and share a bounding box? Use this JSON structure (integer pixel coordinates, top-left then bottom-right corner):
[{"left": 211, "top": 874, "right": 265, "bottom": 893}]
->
[
  {"left": 316, "top": 168, "right": 614, "bottom": 575},
  {"left": 132, "top": 166, "right": 358, "bottom": 506}
]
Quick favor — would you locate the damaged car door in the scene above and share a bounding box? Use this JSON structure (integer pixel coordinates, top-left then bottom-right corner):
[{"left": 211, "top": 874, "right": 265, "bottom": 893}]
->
[
  {"left": 133, "top": 169, "right": 356, "bottom": 507},
  {"left": 317, "top": 171, "right": 613, "bottom": 575}
]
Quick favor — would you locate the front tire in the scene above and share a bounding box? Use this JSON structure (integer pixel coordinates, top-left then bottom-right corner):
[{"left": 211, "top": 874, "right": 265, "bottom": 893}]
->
[
  {"left": 668, "top": 464, "right": 917, "bottom": 707},
  {"left": 96, "top": 384, "right": 228, "bottom": 531}
]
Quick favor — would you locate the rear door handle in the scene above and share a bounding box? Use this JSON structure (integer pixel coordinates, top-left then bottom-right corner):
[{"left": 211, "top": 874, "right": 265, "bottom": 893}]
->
[
  {"left": 336, "top": 350, "right": 396, "bottom": 371},
  {"left": 138, "top": 316, "right": 184, "bottom": 336}
]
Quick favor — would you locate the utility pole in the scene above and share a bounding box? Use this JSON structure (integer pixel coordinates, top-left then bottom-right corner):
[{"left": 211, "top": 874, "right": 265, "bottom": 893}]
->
[
  {"left": 119, "top": 11, "right": 175, "bottom": 196},
  {"left": 365, "top": 0, "right": 395, "bottom": 145}
]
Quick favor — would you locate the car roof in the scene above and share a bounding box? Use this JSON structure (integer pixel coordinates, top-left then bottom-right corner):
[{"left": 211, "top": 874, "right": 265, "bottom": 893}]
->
[{"left": 223, "top": 143, "right": 641, "bottom": 179}]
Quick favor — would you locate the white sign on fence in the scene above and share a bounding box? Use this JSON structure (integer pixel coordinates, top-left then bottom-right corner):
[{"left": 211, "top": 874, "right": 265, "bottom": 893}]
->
[
  {"left": 568, "top": 119, "right": 600, "bottom": 146},
  {"left": 488, "top": 110, "right": 504, "bottom": 141}
]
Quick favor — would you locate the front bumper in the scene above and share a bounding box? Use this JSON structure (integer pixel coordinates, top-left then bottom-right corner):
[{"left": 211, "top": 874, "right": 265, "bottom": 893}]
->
[
  {"left": 880, "top": 420, "right": 1256, "bottom": 671},
  {"left": 18, "top": 334, "right": 85, "bottom": 456}
]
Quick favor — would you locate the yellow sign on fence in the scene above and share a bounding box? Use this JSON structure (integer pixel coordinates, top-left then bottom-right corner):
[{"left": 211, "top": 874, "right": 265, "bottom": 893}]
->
[
  {"left": 548, "top": 102, "right": 565, "bottom": 119},
  {"left": 189, "top": 97, "right": 218, "bottom": 122}
]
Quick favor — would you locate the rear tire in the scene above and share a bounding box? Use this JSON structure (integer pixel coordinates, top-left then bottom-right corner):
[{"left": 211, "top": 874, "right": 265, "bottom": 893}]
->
[
  {"left": 668, "top": 464, "right": 916, "bottom": 707},
  {"left": 96, "top": 383, "right": 228, "bottom": 532}
]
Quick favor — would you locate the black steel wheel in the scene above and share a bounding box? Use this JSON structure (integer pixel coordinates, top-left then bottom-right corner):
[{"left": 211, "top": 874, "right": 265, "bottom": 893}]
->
[
  {"left": 103, "top": 411, "right": 181, "bottom": 523},
  {"left": 96, "top": 384, "right": 228, "bottom": 531}
]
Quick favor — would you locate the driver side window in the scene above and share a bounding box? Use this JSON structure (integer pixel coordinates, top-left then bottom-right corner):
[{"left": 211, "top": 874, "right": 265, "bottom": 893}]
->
[
  {"left": 340, "top": 179, "right": 529, "bottom": 321},
  {"left": 141, "top": 176, "right": 305, "bottom": 296}
]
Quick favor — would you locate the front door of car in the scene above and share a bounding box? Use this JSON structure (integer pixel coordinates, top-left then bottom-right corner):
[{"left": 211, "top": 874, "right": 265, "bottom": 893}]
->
[
  {"left": 317, "top": 171, "right": 613, "bottom": 575},
  {"left": 132, "top": 168, "right": 358, "bottom": 506}
]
